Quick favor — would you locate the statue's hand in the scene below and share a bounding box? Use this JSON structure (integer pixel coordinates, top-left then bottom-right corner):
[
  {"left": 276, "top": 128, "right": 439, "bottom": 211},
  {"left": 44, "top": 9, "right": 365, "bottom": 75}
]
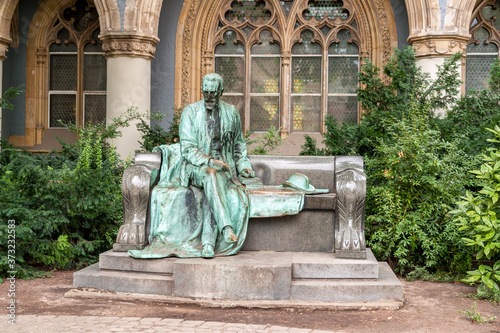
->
[
  {"left": 209, "top": 158, "right": 229, "bottom": 171},
  {"left": 240, "top": 168, "right": 255, "bottom": 178}
]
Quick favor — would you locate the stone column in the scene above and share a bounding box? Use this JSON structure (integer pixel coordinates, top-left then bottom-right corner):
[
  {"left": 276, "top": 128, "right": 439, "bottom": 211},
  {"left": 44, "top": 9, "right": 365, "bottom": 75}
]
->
[
  {"left": 101, "top": 35, "right": 159, "bottom": 159},
  {"left": 410, "top": 35, "right": 468, "bottom": 115}
]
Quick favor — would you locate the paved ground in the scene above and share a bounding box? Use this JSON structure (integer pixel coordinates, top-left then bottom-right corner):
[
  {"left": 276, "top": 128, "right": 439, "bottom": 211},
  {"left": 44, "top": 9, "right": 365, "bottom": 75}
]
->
[{"left": 4, "top": 315, "right": 337, "bottom": 332}]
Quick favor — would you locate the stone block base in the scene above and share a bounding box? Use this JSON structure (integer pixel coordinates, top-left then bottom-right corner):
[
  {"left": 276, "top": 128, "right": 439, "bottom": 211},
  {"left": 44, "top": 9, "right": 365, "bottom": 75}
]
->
[{"left": 74, "top": 249, "right": 402, "bottom": 304}]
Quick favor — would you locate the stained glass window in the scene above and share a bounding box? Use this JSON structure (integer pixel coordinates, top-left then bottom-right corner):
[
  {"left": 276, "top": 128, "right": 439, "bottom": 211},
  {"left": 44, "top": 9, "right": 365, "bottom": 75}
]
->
[
  {"left": 48, "top": 0, "right": 106, "bottom": 128},
  {"left": 213, "top": 0, "right": 360, "bottom": 134},
  {"left": 466, "top": 0, "right": 500, "bottom": 92}
]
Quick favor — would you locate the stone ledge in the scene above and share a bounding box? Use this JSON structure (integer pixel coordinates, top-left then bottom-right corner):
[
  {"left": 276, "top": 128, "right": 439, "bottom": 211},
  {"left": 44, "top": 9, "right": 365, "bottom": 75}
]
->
[
  {"left": 65, "top": 288, "right": 403, "bottom": 310},
  {"left": 73, "top": 263, "right": 173, "bottom": 295},
  {"left": 100, "top": 250, "right": 176, "bottom": 274},
  {"left": 290, "top": 262, "right": 402, "bottom": 302},
  {"left": 292, "top": 249, "right": 378, "bottom": 279}
]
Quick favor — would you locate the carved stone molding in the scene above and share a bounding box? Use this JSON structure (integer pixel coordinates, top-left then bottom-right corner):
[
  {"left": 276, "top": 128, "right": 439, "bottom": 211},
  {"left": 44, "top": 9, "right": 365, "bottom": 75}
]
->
[
  {"left": 0, "top": 35, "right": 9, "bottom": 60},
  {"left": 101, "top": 34, "right": 160, "bottom": 60},
  {"left": 410, "top": 35, "right": 469, "bottom": 57}
]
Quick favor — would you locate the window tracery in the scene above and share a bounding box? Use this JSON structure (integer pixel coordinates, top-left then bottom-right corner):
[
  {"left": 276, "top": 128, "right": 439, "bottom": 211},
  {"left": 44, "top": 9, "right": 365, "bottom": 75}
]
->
[
  {"left": 46, "top": 0, "right": 106, "bottom": 127},
  {"left": 212, "top": 0, "right": 362, "bottom": 134},
  {"left": 466, "top": 0, "right": 500, "bottom": 91}
]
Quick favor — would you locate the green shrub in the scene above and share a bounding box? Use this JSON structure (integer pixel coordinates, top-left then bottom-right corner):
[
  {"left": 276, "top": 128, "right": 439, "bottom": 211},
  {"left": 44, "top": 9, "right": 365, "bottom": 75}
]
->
[
  {"left": 453, "top": 125, "right": 500, "bottom": 295},
  {"left": 366, "top": 101, "right": 475, "bottom": 274},
  {"left": 248, "top": 126, "right": 284, "bottom": 155},
  {"left": 435, "top": 58, "right": 500, "bottom": 156},
  {"left": 357, "top": 47, "right": 461, "bottom": 157},
  {"left": 136, "top": 108, "right": 181, "bottom": 151},
  {"left": 0, "top": 111, "right": 140, "bottom": 279},
  {"left": 300, "top": 115, "right": 359, "bottom": 156}
]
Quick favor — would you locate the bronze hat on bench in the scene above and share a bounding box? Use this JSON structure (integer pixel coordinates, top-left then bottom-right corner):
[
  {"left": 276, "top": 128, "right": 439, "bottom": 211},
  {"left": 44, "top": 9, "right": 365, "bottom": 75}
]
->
[{"left": 282, "top": 172, "right": 329, "bottom": 194}]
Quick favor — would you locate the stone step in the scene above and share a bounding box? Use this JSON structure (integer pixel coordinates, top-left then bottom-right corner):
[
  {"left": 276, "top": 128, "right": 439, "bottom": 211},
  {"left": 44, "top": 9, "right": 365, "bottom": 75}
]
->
[
  {"left": 173, "top": 251, "right": 292, "bottom": 300},
  {"left": 99, "top": 250, "right": 176, "bottom": 274},
  {"left": 99, "top": 250, "right": 378, "bottom": 280},
  {"left": 291, "top": 262, "right": 402, "bottom": 302},
  {"left": 291, "top": 249, "right": 378, "bottom": 279},
  {"left": 74, "top": 263, "right": 174, "bottom": 295}
]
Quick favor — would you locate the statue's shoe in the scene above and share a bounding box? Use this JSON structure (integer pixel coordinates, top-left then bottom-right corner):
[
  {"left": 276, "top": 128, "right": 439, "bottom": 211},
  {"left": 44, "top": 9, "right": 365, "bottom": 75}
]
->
[
  {"left": 201, "top": 244, "right": 214, "bottom": 258},
  {"left": 223, "top": 227, "right": 238, "bottom": 244}
]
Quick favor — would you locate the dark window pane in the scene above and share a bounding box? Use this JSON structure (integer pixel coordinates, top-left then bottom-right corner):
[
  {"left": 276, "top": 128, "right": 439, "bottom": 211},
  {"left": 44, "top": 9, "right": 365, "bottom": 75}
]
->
[
  {"left": 84, "top": 29, "right": 104, "bottom": 52},
  {"left": 50, "top": 55, "right": 77, "bottom": 91},
  {"left": 467, "top": 28, "right": 499, "bottom": 53},
  {"left": 291, "top": 96, "right": 321, "bottom": 132},
  {"left": 225, "top": 0, "right": 271, "bottom": 22},
  {"left": 49, "top": 29, "right": 77, "bottom": 52},
  {"left": 251, "top": 30, "right": 281, "bottom": 55},
  {"left": 303, "top": 0, "right": 349, "bottom": 21},
  {"left": 215, "top": 30, "right": 245, "bottom": 54},
  {"left": 215, "top": 57, "right": 245, "bottom": 93},
  {"left": 327, "top": 95, "right": 357, "bottom": 124},
  {"left": 292, "top": 30, "right": 322, "bottom": 54},
  {"left": 221, "top": 95, "right": 245, "bottom": 124},
  {"left": 84, "top": 94, "right": 106, "bottom": 124},
  {"left": 251, "top": 57, "right": 280, "bottom": 93},
  {"left": 50, "top": 94, "right": 76, "bottom": 127},
  {"left": 84, "top": 54, "right": 107, "bottom": 91},
  {"left": 328, "top": 56, "right": 359, "bottom": 93},
  {"left": 466, "top": 55, "right": 497, "bottom": 91},
  {"left": 250, "top": 96, "right": 280, "bottom": 131},
  {"left": 329, "top": 30, "right": 359, "bottom": 55},
  {"left": 292, "top": 57, "right": 322, "bottom": 93}
]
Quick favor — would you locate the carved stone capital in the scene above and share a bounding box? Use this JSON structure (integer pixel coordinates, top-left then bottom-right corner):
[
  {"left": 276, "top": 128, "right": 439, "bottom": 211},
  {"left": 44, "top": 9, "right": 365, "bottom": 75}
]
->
[
  {"left": 0, "top": 35, "right": 11, "bottom": 60},
  {"left": 100, "top": 34, "right": 160, "bottom": 60},
  {"left": 409, "top": 35, "right": 469, "bottom": 57}
]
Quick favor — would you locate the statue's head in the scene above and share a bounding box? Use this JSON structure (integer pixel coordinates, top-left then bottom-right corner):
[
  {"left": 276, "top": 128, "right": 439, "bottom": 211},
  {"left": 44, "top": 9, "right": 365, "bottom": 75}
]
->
[{"left": 202, "top": 73, "right": 224, "bottom": 111}]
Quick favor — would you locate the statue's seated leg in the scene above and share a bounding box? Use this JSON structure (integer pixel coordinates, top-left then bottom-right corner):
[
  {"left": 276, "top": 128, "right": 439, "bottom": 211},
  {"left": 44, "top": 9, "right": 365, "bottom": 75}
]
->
[{"left": 189, "top": 166, "right": 237, "bottom": 248}]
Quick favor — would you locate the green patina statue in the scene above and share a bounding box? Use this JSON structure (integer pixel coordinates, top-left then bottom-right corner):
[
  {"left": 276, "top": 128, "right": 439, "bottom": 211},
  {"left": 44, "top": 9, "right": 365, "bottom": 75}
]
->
[{"left": 129, "top": 73, "right": 259, "bottom": 259}]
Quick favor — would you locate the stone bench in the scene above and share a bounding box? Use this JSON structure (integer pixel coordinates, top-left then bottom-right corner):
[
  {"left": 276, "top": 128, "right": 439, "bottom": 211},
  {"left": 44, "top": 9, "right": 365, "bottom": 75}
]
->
[{"left": 114, "top": 151, "right": 367, "bottom": 259}]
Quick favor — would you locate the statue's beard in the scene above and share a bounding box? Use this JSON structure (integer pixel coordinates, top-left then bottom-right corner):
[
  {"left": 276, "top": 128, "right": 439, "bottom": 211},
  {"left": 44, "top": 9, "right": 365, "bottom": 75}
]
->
[{"left": 205, "top": 99, "right": 218, "bottom": 110}]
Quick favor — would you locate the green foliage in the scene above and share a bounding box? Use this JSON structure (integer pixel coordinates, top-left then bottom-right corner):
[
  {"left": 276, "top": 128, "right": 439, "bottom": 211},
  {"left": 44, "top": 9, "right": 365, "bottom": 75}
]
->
[
  {"left": 459, "top": 302, "right": 497, "bottom": 324},
  {"left": 300, "top": 116, "right": 359, "bottom": 156},
  {"left": 0, "top": 111, "right": 139, "bottom": 279},
  {"left": 248, "top": 126, "right": 284, "bottom": 155},
  {"left": 489, "top": 58, "right": 500, "bottom": 94},
  {"left": 0, "top": 85, "right": 24, "bottom": 110},
  {"left": 366, "top": 101, "right": 475, "bottom": 274},
  {"left": 357, "top": 47, "right": 461, "bottom": 157},
  {"left": 136, "top": 108, "right": 181, "bottom": 151},
  {"left": 453, "top": 125, "right": 500, "bottom": 294},
  {"left": 463, "top": 289, "right": 500, "bottom": 305},
  {"left": 436, "top": 60, "right": 500, "bottom": 156}
]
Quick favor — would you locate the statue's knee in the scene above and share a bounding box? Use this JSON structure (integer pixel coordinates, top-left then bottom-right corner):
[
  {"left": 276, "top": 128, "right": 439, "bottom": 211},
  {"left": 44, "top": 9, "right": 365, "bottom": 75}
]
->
[{"left": 206, "top": 167, "right": 217, "bottom": 175}]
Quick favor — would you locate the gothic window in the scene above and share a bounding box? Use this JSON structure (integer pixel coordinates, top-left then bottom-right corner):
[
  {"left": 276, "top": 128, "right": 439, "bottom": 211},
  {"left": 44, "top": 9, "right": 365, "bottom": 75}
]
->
[
  {"left": 213, "top": 0, "right": 361, "bottom": 134},
  {"left": 47, "top": 0, "right": 106, "bottom": 128},
  {"left": 467, "top": 0, "right": 500, "bottom": 91}
]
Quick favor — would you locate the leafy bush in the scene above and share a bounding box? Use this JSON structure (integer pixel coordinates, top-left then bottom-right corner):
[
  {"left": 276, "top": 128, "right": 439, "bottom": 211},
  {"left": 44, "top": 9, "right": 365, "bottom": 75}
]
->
[
  {"left": 247, "top": 126, "right": 284, "bottom": 155},
  {"left": 136, "top": 108, "right": 181, "bottom": 151},
  {"left": 453, "top": 125, "right": 500, "bottom": 295},
  {"left": 357, "top": 47, "right": 461, "bottom": 157},
  {"left": 300, "top": 115, "right": 359, "bottom": 156},
  {"left": 366, "top": 101, "right": 475, "bottom": 274},
  {"left": 435, "top": 58, "right": 500, "bottom": 156},
  {"left": 0, "top": 111, "right": 140, "bottom": 279}
]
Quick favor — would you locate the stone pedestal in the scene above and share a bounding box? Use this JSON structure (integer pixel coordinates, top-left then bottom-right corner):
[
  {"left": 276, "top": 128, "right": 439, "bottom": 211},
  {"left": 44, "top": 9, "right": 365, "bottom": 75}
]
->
[{"left": 73, "top": 249, "right": 402, "bottom": 305}]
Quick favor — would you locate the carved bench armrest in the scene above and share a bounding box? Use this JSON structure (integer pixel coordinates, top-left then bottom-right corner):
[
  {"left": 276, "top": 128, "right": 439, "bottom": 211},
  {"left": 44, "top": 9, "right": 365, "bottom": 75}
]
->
[
  {"left": 334, "top": 156, "right": 367, "bottom": 259},
  {"left": 113, "top": 152, "right": 161, "bottom": 252}
]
